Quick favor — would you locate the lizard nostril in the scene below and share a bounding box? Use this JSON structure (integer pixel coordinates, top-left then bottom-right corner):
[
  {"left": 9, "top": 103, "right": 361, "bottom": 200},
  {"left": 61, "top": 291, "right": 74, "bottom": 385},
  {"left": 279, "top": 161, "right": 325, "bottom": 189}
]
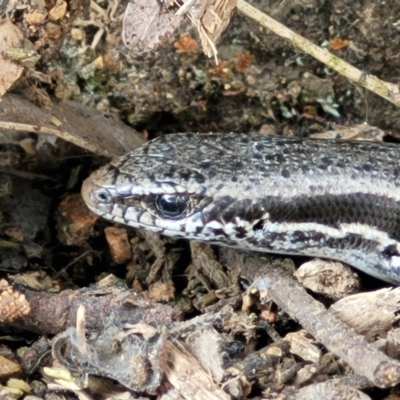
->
[
  {"left": 93, "top": 189, "right": 113, "bottom": 204},
  {"left": 81, "top": 178, "right": 113, "bottom": 207}
]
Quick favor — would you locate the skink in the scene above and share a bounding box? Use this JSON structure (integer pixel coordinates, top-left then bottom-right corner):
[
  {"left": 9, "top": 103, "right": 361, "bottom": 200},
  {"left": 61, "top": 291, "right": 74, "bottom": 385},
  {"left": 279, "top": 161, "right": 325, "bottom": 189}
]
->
[{"left": 81, "top": 133, "right": 400, "bottom": 284}]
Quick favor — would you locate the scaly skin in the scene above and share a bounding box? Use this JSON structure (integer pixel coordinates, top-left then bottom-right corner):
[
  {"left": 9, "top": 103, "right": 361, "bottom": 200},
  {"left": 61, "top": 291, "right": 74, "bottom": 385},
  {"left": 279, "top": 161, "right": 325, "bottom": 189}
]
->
[{"left": 82, "top": 133, "right": 400, "bottom": 284}]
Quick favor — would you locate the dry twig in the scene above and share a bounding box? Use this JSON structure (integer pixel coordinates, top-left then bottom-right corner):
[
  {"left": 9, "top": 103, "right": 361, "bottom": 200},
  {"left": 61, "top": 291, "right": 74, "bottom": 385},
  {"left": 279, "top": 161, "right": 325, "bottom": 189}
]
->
[
  {"left": 237, "top": 0, "right": 400, "bottom": 108},
  {"left": 221, "top": 249, "right": 400, "bottom": 389}
]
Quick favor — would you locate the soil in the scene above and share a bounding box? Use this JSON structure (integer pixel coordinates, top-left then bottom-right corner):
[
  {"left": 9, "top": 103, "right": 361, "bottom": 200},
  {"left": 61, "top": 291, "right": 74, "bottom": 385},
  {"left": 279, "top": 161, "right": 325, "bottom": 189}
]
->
[{"left": 1, "top": 0, "right": 400, "bottom": 399}]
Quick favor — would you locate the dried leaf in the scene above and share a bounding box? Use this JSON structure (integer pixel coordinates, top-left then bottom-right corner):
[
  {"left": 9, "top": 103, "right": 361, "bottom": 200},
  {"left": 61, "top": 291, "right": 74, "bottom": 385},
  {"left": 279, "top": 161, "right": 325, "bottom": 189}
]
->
[
  {"left": 329, "top": 38, "right": 349, "bottom": 51},
  {"left": 122, "top": 0, "right": 238, "bottom": 61},
  {"left": 122, "top": 0, "right": 184, "bottom": 54},
  {"left": 0, "top": 21, "right": 25, "bottom": 99},
  {"left": 189, "top": 0, "right": 238, "bottom": 61},
  {"left": 174, "top": 32, "right": 198, "bottom": 53}
]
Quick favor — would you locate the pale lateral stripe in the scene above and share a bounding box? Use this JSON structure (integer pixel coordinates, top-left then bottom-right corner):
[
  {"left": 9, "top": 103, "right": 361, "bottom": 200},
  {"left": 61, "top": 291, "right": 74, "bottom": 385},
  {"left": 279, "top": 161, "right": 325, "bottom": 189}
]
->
[
  {"left": 254, "top": 221, "right": 400, "bottom": 252},
  {"left": 87, "top": 204, "right": 400, "bottom": 283},
  {"left": 90, "top": 203, "right": 400, "bottom": 253}
]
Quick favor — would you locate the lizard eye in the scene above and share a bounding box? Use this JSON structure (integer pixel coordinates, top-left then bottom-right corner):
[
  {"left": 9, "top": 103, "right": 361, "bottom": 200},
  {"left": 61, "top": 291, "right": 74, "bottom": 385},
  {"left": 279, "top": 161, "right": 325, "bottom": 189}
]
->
[
  {"left": 93, "top": 189, "right": 113, "bottom": 203},
  {"left": 155, "top": 194, "right": 188, "bottom": 219}
]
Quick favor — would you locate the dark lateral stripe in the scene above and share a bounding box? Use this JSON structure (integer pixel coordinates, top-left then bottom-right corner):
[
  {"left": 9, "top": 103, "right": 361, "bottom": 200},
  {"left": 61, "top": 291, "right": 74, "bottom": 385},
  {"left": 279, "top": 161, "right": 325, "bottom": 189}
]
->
[{"left": 262, "top": 193, "right": 400, "bottom": 242}]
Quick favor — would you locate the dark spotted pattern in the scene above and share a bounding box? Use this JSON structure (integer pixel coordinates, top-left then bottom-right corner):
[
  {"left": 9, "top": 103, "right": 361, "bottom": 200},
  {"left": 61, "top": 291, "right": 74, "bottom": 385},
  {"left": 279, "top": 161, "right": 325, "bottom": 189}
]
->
[{"left": 83, "top": 133, "right": 400, "bottom": 284}]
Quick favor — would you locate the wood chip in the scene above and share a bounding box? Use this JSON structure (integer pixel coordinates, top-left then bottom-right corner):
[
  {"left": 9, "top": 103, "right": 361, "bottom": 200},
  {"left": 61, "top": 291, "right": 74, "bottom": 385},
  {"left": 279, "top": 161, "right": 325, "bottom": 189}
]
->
[
  {"left": 285, "top": 329, "right": 321, "bottom": 364},
  {"left": 164, "top": 340, "right": 231, "bottom": 400},
  {"left": 0, "top": 356, "right": 22, "bottom": 378},
  {"left": 25, "top": 9, "right": 47, "bottom": 25},
  {"left": 57, "top": 194, "right": 99, "bottom": 246},
  {"left": 330, "top": 288, "right": 400, "bottom": 337},
  {"left": 49, "top": 0, "right": 67, "bottom": 20},
  {"left": 0, "top": 279, "right": 30, "bottom": 323},
  {"left": 148, "top": 281, "right": 175, "bottom": 302},
  {"left": 0, "top": 21, "right": 24, "bottom": 99},
  {"left": 104, "top": 227, "right": 132, "bottom": 264},
  {"left": 294, "top": 259, "right": 360, "bottom": 300}
]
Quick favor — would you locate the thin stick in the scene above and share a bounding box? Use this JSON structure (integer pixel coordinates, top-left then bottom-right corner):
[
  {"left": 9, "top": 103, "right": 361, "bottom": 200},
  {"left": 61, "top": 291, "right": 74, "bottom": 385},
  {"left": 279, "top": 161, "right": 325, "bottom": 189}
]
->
[
  {"left": 236, "top": 0, "right": 400, "bottom": 108},
  {"left": 256, "top": 268, "right": 400, "bottom": 388},
  {"left": 0, "top": 121, "right": 113, "bottom": 158},
  {"left": 221, "top": 249, "right": 400, "bottom": 389}
]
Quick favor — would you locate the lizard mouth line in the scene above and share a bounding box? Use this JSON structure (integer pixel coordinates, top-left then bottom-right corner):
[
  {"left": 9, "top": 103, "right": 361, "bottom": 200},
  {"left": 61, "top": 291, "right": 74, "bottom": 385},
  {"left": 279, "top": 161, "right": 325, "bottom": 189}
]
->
[{"left": 81, "top": 132, "right": 400, "bottom": 284}]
